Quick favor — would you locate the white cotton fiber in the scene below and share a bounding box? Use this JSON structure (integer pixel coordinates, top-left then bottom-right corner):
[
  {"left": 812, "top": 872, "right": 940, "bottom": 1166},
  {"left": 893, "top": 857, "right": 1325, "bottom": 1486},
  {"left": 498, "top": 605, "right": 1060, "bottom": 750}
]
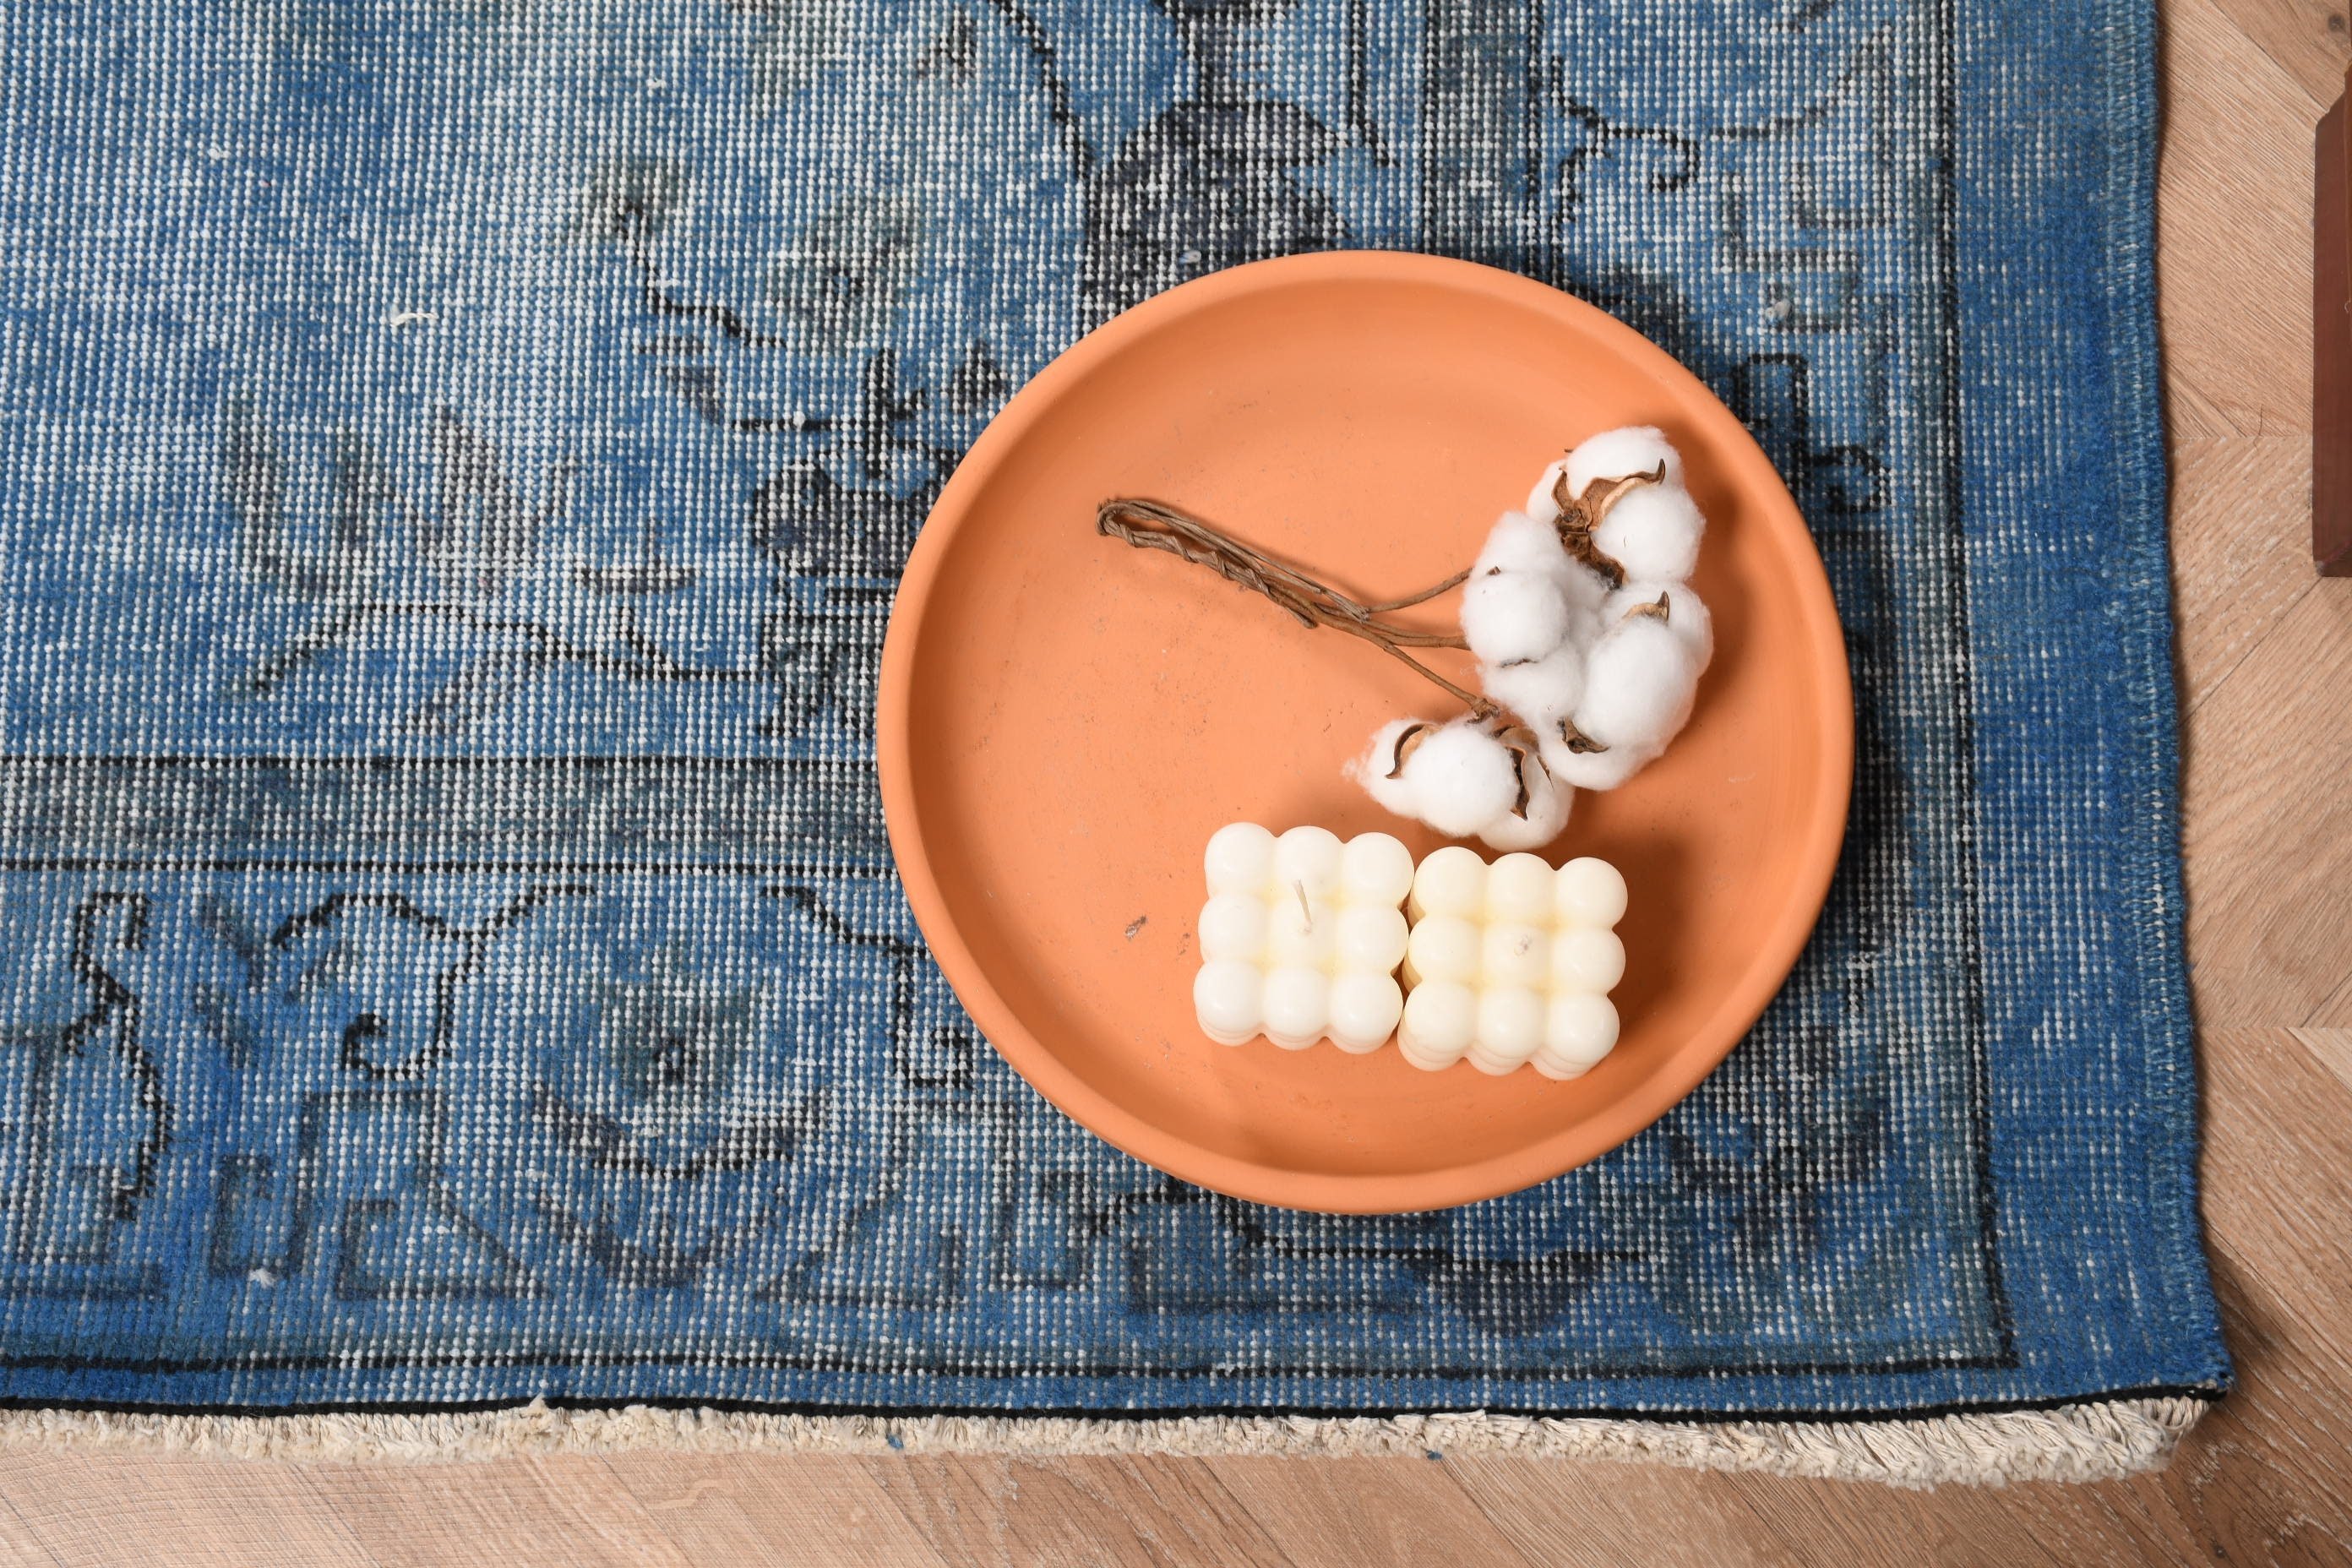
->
[
  {"left": 1478, "top": 507, "right": 1609, "bottom": 621},
  {"left": 1562, "top": 425, "right": 1684, "bottom": 498},
  {"left": 1592, "top": 482, "right": 1705, "bottom": 585},
  {"left": 1353, "top": 720, "right": 1425, "bottom": 819},
  {"left": 1540, "top": 730, "right": 1646, "bottom": 792},
  {"left": 1577, "top": 617, "right": 1699, "bottom": 749},
  {"left": 1490, "top": 427, "right": 1711, "bottom": 796},
  {"left": 1607, "top": 580, "right": 1713, "bottom": 667},
  {"left": 1460, "top": 569, "right": 1573, "bottom": 668},
  {"left": 1402, "top": 719, "right": 1523, "bottom": 838},
  {"left": 1480, "top": 640, "right": 1585, "bottom": 728},
  {"left": 1555, "top": 560, "right": 1610, "bottom": 623},
  {"left": 1476, "top": 760, "right": 1571, "bottom": 851},
  {"left": 1474, "top": 510, "right": 1574, "bottom": 580},
  {"left": 1541, "top": 617, "right": 1699, "bottom": 791},
  {"left": 1351, "top": 716, "right": 1522, "bottom": 839},
  {"left": 1523, "top": 457, "right": 1572, "bottom": 521}
]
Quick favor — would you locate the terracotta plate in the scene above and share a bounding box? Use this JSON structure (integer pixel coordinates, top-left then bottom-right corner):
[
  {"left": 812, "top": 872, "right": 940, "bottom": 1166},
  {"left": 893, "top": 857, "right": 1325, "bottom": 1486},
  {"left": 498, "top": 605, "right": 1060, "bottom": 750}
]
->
[{"left": 878, "top": 252, "right": 1852, "bottom": 1213}]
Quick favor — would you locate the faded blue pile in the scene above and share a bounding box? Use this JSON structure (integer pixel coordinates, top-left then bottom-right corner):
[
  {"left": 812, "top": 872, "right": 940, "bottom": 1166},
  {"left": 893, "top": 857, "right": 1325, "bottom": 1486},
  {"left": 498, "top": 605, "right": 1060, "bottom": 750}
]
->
[{"left": 0, "top": 0, "right": 2227, "bottom": 1417}]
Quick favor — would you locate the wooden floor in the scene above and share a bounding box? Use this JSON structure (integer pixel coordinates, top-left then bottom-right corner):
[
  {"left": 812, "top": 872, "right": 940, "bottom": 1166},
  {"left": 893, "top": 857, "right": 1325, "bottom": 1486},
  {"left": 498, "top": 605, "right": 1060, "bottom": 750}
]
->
[{"left": 3, "top": 3, "right": 2349, "bottom": 1563}]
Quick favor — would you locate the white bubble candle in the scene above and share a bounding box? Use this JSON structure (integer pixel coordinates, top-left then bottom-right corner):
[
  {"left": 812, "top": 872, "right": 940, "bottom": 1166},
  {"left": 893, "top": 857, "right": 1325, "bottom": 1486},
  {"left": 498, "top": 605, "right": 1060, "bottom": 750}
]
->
[
  {"left": 1193, "top": 823, "right": 1414, "bottom": 1052},
  {"left": 1397, "top": 849, "right": 1627, "bottom": 1078}
]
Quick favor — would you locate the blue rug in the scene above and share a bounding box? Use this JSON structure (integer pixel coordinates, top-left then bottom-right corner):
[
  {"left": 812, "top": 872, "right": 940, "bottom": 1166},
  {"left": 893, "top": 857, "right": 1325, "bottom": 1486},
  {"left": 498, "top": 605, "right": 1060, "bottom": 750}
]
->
[{"left": 0, "top": 0, "right": 2227, "bottom": 1438}]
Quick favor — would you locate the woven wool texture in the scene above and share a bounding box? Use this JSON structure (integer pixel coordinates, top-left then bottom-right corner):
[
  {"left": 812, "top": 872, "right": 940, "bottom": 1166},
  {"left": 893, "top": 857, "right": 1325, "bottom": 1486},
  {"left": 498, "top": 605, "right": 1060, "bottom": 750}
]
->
[{"left": 0, "top": 0, "right": 2225, "bottom": 1446}]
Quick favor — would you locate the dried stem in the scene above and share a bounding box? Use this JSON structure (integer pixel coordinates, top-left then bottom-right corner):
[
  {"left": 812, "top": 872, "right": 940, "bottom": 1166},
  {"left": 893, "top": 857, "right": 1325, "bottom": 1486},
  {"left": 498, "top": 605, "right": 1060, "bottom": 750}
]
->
[
  {"left": 1097, "top": 498, "right": 1496, "bottom": 718},
  {"left": 1360, "top": 568, "right": 1471, "bottom": 614}
]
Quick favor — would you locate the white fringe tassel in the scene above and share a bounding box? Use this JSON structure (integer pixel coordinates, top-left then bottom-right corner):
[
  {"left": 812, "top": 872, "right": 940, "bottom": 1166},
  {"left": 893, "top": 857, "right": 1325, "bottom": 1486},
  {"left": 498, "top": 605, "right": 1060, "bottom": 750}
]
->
[{"left": 0, "top": 1395, "right": 2207, "bottom": 1489}]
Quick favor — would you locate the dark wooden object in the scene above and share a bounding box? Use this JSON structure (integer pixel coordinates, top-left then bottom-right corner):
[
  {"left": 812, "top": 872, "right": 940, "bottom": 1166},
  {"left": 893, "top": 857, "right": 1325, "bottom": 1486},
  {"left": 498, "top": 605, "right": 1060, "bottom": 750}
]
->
[{"left": 2318, "top": 65, "right": 2352, "bottom": 574}]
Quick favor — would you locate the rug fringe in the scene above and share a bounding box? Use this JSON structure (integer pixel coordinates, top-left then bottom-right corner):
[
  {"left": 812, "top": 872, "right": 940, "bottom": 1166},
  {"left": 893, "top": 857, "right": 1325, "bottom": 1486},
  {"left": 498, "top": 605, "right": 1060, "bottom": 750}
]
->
[{"left": 0, "top": 1396, "right": 2207, "bottom": 1487}]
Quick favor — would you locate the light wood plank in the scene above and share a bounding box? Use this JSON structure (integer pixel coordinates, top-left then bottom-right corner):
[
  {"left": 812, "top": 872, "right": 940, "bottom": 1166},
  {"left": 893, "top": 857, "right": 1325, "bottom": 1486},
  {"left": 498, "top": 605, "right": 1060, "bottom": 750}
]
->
[
  {"left": 1200, "top": 1459, "right": 1539, "bottom": 1568},
  {"left": 2169, "top": 438, "right": 2322, "bottom": 710},
  {"left": 0, "top": 1456, "right": 378, "bottom": 1568},
  {"left": 2307, "top": 973, "right": 2352, "bottom": 1025},
  {"left": 2180, "top": 582, "right": 2352, "bottom": 1023},
  {"left": 2158, "top": 0, "right": 2326, "bottom": 438},
  {"left": 0, "top": 1, "right": 2347, "bottom": 1563},
  {"left": 1444, "top": 1458, "right": 1949, "bottom": 1568},
  {"left": 2289, "top": 1024, "right": 2352, "bottom": 1087},
  {"left": 2126, "top": 1026, "right": 2352, "bottom": 1560},
  {"left": 292, "top": 1456, "right": 710, "bottom": 1568},
  {"left": 2183, "top": 0, "right": 2352, "bottom": 101},
  {"left": 604, "top": 1453, "right": 958, "bottom": 1568}
]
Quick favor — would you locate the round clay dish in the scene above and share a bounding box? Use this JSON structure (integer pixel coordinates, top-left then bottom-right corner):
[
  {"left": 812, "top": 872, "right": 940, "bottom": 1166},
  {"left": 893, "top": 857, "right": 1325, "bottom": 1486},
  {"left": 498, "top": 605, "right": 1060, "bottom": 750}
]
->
[{"left": 879, "top": 251, "right": 1851, "bottom": 1213}]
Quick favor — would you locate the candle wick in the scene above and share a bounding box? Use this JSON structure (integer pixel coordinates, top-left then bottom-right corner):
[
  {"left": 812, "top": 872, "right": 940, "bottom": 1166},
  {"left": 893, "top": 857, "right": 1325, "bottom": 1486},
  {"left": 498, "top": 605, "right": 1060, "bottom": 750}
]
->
[{"left": 1294, "top": 879, "right": 1314, "bottom": 932}]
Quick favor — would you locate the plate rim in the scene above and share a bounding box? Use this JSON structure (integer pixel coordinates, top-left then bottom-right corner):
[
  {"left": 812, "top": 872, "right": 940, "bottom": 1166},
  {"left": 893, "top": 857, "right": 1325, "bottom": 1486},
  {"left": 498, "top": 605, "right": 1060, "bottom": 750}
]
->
[{"left": 878, "top": 249, "right": 1854, "bottom": 1213}]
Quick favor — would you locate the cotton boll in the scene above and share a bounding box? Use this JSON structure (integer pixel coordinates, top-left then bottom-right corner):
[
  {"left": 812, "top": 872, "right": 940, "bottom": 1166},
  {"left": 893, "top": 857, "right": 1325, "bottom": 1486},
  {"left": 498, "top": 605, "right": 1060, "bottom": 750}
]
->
[
  {"left": 1481, "top": 640, "right": 1585, "bottom": 729},
  {"left": 1577, "top": 617, "right": 1698, "bottom": 749},
  {"left": 1540, "top": 731, "right": 1647, "bottom": 792},
  {"left": 1592, "top": 482, "right": 1704, "bottom": 585},
  {"left": 1474, "top": 510, "right": 1574, "bottom": 580},
  {"left": 1605, "top": 580, "right": 1713, "bottom": 668},
  {"left": 1402, "top": 721, "right": 1522, "bottom": 839},
  {"left": 1476, "top": 761, "right": 1571, "bottom": 851},
  {"left": 1556, "top": 567, "right": 1609, "bottom": 624},
  {"left": 1541, "top": 617, "right": 1698, "bottom": 791},
  {"left": 1351, "top": 720, "right": 1425, "bottom": 819},
  {"left": 1460, "top": 569, "right": 1573, "bottom": 667},
  {"left": 1481, "top": 509, "right": 1608, "bottom": 621},
  {"left": 1562, "top": 426, "right": 1683, "bottom": 498},
  {"left": 1350, "top": 717, "right": 1522, "bottom": 839}
]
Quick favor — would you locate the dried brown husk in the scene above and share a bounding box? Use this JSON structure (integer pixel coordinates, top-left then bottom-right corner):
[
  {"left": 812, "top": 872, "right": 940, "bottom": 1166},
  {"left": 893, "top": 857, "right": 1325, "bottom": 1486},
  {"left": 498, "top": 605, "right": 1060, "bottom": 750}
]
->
[
  {"left": 1385, "top": 721, "right": 1434, "bottom": 779},
  {"left": 1494, "top": 723, "right": 1544, "bottom": 819},
  {"left": 1557, "top": 716, "right": 1609, "bottom": 755},
  {"left": 1549, "top": 463, "right": 1666, "bottom": 592}
]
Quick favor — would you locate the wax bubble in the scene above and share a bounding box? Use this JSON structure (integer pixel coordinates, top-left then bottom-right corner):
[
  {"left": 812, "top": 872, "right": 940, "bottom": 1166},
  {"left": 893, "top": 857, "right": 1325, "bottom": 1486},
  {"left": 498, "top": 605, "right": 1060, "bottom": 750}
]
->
[
  {"left": 1399, "top": 981, "right": 1477, "bottom": 1070},
  {"left": 1193, "top": 961, "right": 1263, "bottom": 1046},
  {"left": 1197, "top": 894, "right": 1268, "bottom": 963},
  {"left": 1204, "top": 822, "right": 1276, "bottom": 896},
  {"left": 1261, "top": 966, "right": 1331, "bottom": 1050},
  {"left": 1411, "top": 845, "right": 1489, "bottom": 921},
  {"left": 1554, "top": 857, "right": 1630, "bottom": 928},
  {"left": 1328, "top": 972, "right": 1404, "bottom": 1053},
  {"left": 1341, "top": 832, "right": 1415, "bottom": 908},
  {"left": 1273, "top": 825, "right": 1344, "bottom": 899}
]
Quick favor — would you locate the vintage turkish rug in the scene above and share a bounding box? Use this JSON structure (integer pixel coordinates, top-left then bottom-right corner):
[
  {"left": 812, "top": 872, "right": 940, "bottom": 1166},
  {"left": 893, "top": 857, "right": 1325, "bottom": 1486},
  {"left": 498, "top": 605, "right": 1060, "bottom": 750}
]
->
[{"left": 0, "top": 0, "right": 2225, "bottom": 1483}]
